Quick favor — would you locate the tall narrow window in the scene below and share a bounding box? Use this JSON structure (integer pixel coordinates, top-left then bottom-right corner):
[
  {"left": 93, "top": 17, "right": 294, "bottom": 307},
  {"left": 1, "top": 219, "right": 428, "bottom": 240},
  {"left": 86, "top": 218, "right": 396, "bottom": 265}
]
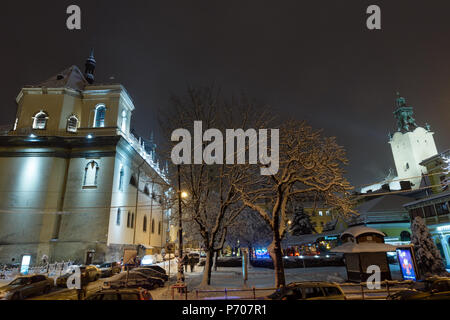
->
[
  {"left": 158, "top": 221, "right": 162, "bottom": 235},
  {"left": 127, "top": 212, "right": 131, "bottom": 228},
  {"left": 118, "top": 165, "right": 124, "bottom": 191},
  {"left": 83, "top": 161, "right": 99, "bottom": 187},
  {"left": 130, "top": 175, "right": 137, "bottom": 187},
  {"left": 116, "top": 209, "right": 121, "bottom": 226},
  {"left": 143, "top": 216, "right": 147, "bottom": 232},
  {"left": 121, "top": 110, "right": 127, "bottom": 132},
  {"left": 32, "top": 111, "right": 48, "bottom": 130},
  {"left": 131, "top": 213, "right": 135, "bottom": 228},
  {"left": 94, "top": 104, "right": 106, "bottom": 128},
  {"left": 151, "top": 219, "right": 155, "bottom": 234},
  {"left": 67, "top": 115, "right": 79, "bottom": 133}
]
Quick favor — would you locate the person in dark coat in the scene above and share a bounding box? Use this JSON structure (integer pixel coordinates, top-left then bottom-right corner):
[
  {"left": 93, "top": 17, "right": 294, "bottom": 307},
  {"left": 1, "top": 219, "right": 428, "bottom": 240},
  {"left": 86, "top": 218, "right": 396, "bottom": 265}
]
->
[
  {"left": 76, "top": 270, "right": 89, "bottom": 300},
  {"left": 189, "top": 255, "right": 196, "bottom": 273},
  {"left": 181, "top": 254, "right": 189, "bottom": 273}
]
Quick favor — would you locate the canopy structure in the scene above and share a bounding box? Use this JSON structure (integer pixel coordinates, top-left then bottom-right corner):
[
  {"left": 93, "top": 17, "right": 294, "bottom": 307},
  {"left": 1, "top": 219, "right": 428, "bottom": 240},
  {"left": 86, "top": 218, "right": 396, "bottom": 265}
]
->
[
  {"left": 331, "top": 242, "right": 397, "bottom": 253},
  {"left": 340, "top": 226, "right": 386, "bottom": 239}
]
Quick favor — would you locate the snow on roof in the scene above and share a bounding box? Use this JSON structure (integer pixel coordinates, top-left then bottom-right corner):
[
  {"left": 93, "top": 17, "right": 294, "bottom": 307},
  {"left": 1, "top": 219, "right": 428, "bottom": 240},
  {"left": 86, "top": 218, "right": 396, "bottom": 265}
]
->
[
  {"left": 403, "top": 190, "right": 450, "bottom": 208},
  {"left": 330, "top": 242, "right": 397, "bottom": 253},
  {"left": 30, "top": 65, "right": 89, "bottom": 91},
  {"left": 341, "top": 226, "right": 386, "bottom": 239},
  {"left": 355, "top": 194, "right": 412, "bottom": 215}
]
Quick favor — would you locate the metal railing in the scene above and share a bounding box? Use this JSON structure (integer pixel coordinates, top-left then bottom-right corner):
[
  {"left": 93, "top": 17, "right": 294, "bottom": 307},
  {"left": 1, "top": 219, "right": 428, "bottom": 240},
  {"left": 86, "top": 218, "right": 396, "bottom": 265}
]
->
[
  {"left": 170, "top": 280, "right": 416, "bottom": 301},
  {"left": 339, "top": 280, "right": 415, "bottom": 300},
  {"left": 0, "top": 261, "right": 75, "bottom": 281}
]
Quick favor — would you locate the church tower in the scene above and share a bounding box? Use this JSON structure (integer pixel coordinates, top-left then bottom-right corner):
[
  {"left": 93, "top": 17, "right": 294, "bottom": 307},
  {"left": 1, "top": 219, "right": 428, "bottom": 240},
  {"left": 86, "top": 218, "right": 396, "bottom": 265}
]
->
[{"left": 389, "top": 94, "right": 438, "bottom": 189}]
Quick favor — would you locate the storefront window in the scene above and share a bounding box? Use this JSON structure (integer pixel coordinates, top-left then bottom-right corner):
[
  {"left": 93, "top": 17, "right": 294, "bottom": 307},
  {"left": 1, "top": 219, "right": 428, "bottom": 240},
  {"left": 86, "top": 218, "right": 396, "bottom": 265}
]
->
[
  {"left": 409, "top": 207, "right": 424, "bottom": 219},
  {"left": 423, "top": 205, "right": 436, "bottom": 218},
  {"left": 435, "top": 202, "right": 449, "bottom": 216}
]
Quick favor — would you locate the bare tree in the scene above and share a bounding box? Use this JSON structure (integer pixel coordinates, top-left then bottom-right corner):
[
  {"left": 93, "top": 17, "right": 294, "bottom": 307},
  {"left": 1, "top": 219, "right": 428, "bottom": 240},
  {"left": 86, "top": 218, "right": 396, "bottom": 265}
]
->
[
  {"left": 226, "top": 209, "right": 272, "bottom": 254},
  {"left": 159, "top": 86, "right": 270, "bottom": 286},
  {"left": 233, "top": 120, "right": 355, "bottom": 287}
]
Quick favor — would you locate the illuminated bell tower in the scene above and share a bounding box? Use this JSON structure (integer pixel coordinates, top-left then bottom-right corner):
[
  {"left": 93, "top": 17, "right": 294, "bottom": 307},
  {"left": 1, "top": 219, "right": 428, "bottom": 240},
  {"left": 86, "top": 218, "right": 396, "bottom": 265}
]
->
[{"left": 389, "top": 94, "right": 438, "bottom": 189}]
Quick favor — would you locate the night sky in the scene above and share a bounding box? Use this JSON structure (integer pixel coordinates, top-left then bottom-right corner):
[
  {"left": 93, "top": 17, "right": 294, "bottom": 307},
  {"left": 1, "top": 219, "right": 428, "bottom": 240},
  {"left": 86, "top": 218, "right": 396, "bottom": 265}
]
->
[{"left": 1, "top": 1, "right": 449, "bottom": 189}]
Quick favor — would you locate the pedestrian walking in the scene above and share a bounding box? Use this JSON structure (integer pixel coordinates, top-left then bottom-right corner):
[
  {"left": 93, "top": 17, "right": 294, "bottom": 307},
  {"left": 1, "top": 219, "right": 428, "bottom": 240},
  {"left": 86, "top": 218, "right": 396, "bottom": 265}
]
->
[
  {"left": 189, "top": 256, "right": 196, "bottom": 273},
  {"left": 181, "top": 254, "right": 189, "bottom": 273},
  {"left": 76, "top": 270, "right": 89, "bottom": 300}
]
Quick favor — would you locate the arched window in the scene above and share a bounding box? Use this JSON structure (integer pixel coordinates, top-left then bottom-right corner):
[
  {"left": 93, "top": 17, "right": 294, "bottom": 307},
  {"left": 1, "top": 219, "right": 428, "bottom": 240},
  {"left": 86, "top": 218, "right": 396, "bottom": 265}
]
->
[
  {"left": 94, "top": 104, "right": 106, "bottom": 128},
  {"left": 151, "top": 219, "right": 155, "bottom": 234},
  {"left": 67, "top": 115, "right": 79, "bottom": 133},
  {"left": 83, "top": 161, "right": 99, "bottom": 187},
  {"left": 118, "top": 165, "right": 124, "bottom": 191},
  {"left": 130, "top": 175, "right": 137, "bottom": 187},
  {"left": 400, "top": 231, "right": 411, "bottom": 242},
  {"left": 32, "top": 111, "right": 49, "bottom": 130},
  {"left": 116, "top": 209, "right": 121, "bottom": 226},
  {"left": 144, "top": 184, "right": 150, "bottom": 196},
  {"left": 121, "top": 110, "right": 127, "bottom": 132},
  {"left": 143, "top": 216, "right": 147, "bottom": 232}
]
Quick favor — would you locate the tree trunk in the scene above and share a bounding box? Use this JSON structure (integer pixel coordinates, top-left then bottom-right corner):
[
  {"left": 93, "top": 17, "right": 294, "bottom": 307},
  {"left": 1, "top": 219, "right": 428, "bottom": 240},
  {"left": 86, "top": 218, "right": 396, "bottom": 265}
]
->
[
  {"left": 201, "top": 248, "right": 215, "bottom": 286},
  {"left": 268, "top": 235, "right": 286, "bottom": 288}
]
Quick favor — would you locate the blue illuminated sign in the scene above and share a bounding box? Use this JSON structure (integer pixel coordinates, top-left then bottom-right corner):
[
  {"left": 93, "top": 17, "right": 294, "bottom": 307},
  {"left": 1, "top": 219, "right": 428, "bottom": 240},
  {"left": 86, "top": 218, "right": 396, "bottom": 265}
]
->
[
  {"left": 396, "top": 248, "right": 417, "bottom": 281},
  {"left": 254, "top": 248, "right": 269, "bottom": 259}
]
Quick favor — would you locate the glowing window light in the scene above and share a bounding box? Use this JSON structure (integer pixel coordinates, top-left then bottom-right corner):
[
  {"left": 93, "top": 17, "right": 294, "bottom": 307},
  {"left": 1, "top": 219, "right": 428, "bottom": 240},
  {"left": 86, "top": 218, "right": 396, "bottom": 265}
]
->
[{"left": 437, "top": 225, "right": 450, "bottom": 232}]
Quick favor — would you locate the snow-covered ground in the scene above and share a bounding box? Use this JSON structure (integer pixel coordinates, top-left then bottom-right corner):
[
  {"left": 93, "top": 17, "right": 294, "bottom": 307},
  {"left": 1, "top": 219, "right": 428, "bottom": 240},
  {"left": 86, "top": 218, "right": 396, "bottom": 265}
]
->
[{"left": 152, "top": 265, "right": 349, "bottom": 300}]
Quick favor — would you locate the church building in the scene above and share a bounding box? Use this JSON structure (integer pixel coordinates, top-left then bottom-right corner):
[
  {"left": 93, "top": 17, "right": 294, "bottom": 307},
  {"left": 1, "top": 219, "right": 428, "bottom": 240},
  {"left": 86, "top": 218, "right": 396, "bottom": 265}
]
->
[
  {"left": 362, "top": 94, "right": 438, "bottom": 193},
  {"left": 0, "top": 52, "right": 171, "bottom": 265}
]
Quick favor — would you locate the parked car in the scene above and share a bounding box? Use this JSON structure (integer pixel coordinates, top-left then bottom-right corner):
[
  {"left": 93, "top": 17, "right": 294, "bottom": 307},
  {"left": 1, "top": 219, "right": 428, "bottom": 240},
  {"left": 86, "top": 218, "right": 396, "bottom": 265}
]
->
[
  {"left": 0, "top": 275, "right": 54, "bottom": 300},
  {"left": 97, "top": 262, "right": 122, "bottom": 278},
  {"left": 56, "top": 265, "right": 101, "bottom": 288},
  {"left": 132, "top": 268, "right": 168, "bottom": 282},
  {"left": 138, "top": 265, "right": 168, "bottom": 277},
  {"left": 102, "top": 271, "right": 164, "bottom": 290},
  {"left": 266, "top": 282, "right": 346, "bottom": 300},
  {"left": 387, "top": 277, "right": 450, "bottom": 300},
  {"left": 86, "top": 288, "right": 153, "bottom": 300}
]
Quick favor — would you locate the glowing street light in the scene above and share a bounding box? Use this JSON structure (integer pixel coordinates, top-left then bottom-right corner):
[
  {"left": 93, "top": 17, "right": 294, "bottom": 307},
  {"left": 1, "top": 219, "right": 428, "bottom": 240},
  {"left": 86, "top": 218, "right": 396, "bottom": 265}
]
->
[{"left": 181, "top": 191, "right": 189, "bottom": 199}]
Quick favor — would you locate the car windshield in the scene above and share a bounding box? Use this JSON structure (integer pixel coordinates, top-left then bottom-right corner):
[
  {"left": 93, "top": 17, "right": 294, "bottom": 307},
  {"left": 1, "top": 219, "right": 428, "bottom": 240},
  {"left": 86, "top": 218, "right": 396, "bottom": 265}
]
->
[
  {"left": 9, "top": 277, "right": 31, "bottom": 286},
  {"left": 100, "top": 263, "right": 112, "bottom": 268}
]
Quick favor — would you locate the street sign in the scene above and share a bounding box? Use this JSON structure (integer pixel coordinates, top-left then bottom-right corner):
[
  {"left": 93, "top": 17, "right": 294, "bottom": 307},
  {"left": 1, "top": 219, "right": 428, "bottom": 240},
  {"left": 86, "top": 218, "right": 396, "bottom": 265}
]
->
[{"left": 123, "top": 249, "right": 138, "bottom": 266}]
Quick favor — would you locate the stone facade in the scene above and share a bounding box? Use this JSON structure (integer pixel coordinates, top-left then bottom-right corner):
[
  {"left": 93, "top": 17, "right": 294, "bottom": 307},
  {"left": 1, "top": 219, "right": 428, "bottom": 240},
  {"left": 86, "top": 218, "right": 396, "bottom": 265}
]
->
[{"left": 0, "top": 60, "right": 171, "bottom": 266}]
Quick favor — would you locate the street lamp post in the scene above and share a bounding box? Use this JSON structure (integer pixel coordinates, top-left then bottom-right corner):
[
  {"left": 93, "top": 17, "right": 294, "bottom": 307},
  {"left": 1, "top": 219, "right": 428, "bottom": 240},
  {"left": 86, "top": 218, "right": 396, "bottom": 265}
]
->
[{"left": 176, "top": 164, "right": 184, "bottom": 284}]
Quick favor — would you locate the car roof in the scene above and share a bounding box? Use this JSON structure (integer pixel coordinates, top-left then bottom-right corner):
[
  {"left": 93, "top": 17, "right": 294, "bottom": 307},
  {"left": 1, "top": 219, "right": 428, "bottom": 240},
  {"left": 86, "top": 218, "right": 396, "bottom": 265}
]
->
[
  {"left": 287, "top": 281, "right": 340, "bottom": 287},
  {"left": 16, "top": 274, "right": 45, "bottom": 278},
  {"left": 97, "top": 289, "right": 143, "bottom": 294}
]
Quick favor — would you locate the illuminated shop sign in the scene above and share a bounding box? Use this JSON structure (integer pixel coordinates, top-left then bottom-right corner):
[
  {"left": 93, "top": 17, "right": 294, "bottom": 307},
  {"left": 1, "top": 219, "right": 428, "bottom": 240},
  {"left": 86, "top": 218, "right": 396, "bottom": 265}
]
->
[
  {"left": 324, "top": 236, "right": 338, "bottom": 241},
  {"left": 254, "top": 248, "right": 269, "bottom": 259},
  {"left": 396, "top": 248, "right": 417, "bottom": 281},
  {"left": 20, "top": 255, "right": 31, "bottom": 275}
]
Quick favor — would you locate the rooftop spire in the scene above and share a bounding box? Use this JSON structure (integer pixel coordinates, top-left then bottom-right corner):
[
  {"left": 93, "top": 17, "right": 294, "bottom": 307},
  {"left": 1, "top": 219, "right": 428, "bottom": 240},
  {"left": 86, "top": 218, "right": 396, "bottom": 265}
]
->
[
  {"left": 85, "top": 49, "right": 96, "bottom": 84},
  {"left": 393, "top": 92, "right": 418, "bottom": 132}
]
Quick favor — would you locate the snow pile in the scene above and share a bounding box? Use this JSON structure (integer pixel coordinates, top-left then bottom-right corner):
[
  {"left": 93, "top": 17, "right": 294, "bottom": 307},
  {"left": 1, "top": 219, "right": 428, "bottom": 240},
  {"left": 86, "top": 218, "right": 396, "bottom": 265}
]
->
[
  {"left": 326, "top": 272, "right": 345, "bottom": 283},
  {"left": 411, "top": 216, "right": 449, "bottom": 277}
]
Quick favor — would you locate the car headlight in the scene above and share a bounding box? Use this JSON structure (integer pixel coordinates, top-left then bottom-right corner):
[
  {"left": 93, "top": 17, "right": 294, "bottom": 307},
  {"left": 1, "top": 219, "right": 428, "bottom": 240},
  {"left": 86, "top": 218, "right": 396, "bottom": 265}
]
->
[{"left": 0, "top": 291, "right": 10, "bottom": 299}]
